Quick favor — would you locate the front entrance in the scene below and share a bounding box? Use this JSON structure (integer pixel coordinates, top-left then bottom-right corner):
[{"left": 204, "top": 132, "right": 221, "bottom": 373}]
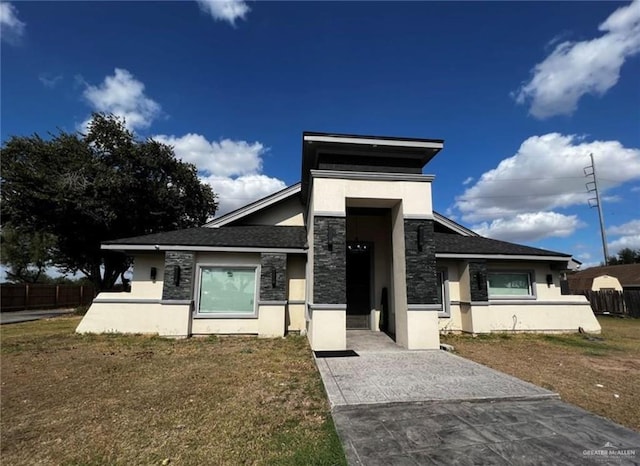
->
[{"left": 346, "top": 241, "right": 372, "bottom": 329}]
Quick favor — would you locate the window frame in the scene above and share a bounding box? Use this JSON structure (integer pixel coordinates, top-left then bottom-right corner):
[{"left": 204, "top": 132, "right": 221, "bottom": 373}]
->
[
  {"left": 487, "top": 269, "right": 536, "bottom": 300},
  {"left": 194, "top": 264, "right": 260, "bottom": 318},
  {"left": 437, "top": 268, "right": 450, "bottom": 318}
]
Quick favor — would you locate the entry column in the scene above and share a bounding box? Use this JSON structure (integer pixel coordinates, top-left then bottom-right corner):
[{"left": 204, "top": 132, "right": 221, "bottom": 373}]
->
[
  {"left": 310, "top": 216, "right": 347, "bottom": 350},
  {"left": 403, "top": 219, "right": 440, "bottom": 349}
]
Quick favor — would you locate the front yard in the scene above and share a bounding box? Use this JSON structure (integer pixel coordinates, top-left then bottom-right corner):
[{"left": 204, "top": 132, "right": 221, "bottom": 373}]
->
[
  {"left": 0, "top": 317, "right": 346, "bottom": 466},
  {"left": 441, "top": 316, "right": 640, "bottom": 431}
]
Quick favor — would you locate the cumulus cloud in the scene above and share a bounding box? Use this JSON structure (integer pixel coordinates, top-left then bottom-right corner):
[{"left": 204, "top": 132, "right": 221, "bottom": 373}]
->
[
  {"left": 472, "top": 212, "right": 585, "bottom": 242},
  {"left": 462, "top": 176, "right": 474, "bottom": 185},
  {"left": 154, "top": 133, "right": 286, "bottom": 215},
  {"left": 609, "top": 219, "right": 640, "bottom": 236},
  {"left": 153, "top": 134, "right": 264, "bottom": 178},
  {"left": 455, "top": 133, "right": 640, "bottom": 242},
  {"left": 202, "top": 174, "right": 286, "bottom": 215},
  {"left": 456, "top": 133, "right": 640, "bottom": 223},
  {"left": 0, "top": 2, "right": 25, "bottom": 44},
  {"left": 82, "top": 68, "right": 162, "bottom": 131},
  {"left": 514, "top": 0, "right": 640, "bottom": 119},
  {"left": 196, "top": 0, "right": 250, "bottom": 26},
  {"left": 609, "top": 234, "right": 640, "bottom": 251}
]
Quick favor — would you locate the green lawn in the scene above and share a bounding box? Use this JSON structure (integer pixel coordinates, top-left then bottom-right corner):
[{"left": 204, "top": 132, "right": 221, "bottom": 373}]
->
[{"left": 1, "top": 317, "right": 346, "bottom": 466}]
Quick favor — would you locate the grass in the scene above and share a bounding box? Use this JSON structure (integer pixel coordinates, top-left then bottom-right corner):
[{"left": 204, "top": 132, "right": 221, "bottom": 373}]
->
[
  {"left": 1, "top": 317, "right": 346, "bottom": 466},
  {"left": 441, "top": 316, "right": 640, "bottom": 431}
]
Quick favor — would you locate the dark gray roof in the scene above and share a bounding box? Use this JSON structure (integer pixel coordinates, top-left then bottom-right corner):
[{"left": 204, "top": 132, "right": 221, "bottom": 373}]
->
[
  {"left": 434, "top": 233, "right": 570, "bottom": 257},
  {"left": 104, "top": 226, "right": 307, "bottom": 249}
]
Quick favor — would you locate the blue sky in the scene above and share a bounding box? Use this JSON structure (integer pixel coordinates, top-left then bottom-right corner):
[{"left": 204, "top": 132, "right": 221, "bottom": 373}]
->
[{"left": 2, "top": 0, "right": 639, "bottom": 269}]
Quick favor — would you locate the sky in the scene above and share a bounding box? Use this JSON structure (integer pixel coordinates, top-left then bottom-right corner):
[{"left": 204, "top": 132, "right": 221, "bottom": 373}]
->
[{"left": 1, "top": 0, "right": 639, "bottom": 271}]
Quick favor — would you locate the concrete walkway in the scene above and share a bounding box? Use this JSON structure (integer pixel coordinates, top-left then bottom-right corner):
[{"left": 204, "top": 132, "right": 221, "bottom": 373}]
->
[
  {"left": 316, "top": 331, "right": 556, "bottom": 407},
  {"left": 315, "top": 331, "right": 640, "bottom": 465}
]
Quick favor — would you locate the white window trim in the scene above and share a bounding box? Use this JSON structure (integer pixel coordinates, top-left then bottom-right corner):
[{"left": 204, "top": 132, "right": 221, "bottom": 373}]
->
[
  {"left": 194, "top": 263, "right": 261, "bottom": 319},
  {"left": 487, "top": 269, "right": 536, "bottom": 300},
  {"left": 438, "top": 268, "right": 450, "bottom": 318}
]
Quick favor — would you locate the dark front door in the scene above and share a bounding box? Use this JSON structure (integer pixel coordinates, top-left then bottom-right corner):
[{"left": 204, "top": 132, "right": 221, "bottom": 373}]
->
[{"left": 346, "top": 242, "right": 372, "bottom": 329}]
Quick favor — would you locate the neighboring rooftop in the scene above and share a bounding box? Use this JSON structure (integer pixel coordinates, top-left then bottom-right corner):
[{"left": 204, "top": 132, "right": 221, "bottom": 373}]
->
[{"left": 568, "top": 264, "right": 640, "bottom": 291}]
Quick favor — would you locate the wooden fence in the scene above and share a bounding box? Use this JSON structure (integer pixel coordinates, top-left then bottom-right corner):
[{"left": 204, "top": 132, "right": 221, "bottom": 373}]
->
[
  {"left": 584, "top": 290, "right": 640, "bottom": 318},
  {"left": 0, "top": 284, "right": 95, "bottom": 312}
]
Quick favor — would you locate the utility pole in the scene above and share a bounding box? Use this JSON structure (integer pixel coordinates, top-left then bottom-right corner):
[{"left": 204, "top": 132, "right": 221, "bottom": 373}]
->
[{"left": 584, "top": 153, "right": 609, "bottom": 265}]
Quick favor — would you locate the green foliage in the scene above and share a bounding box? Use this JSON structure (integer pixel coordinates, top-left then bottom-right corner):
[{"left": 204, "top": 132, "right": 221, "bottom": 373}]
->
[
  {"left": 0, "top": 225, "right": 56, "bottom": 283},
  {"left": 1, "top": 113, "right": 218, "bottom": 290},
  {"left": 607, "top": 248, "right": 640, "bottom": 265}
]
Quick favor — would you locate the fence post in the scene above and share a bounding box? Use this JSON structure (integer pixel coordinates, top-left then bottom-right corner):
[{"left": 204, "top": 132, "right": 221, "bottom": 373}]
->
[
  {"left": 25, "top": 284, "right": 30, "bottom": 310},
  {"left": 80, "top": 285, "right": 84, "bottom": 305},
  {"left": 55, "top": 285, "right": 60, "bottom": 307}
]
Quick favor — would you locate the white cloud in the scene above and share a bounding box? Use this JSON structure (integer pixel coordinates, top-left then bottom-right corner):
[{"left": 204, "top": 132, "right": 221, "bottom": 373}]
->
[
  {"left": 462, "top": 176, "right": 474, "bottom": 185},
  {"left": 609, "top": 234, "right": 640, "bottom": 251},
  {"left": 39, "top": 73, "right": 63, "bottom": 89},
  {"left": 153, "top": 133, "right": 264, "bottom": 177},
  {"left": 202, "top": 174, "right": 286, "bottom": 215},
  {"left": 0, "top": 2, "right": 25, "bottom": 44},
  {"left": 472, "top": 212, "right": 585, "bottom": 242},
  {"left": 514, "top": 0, "right": 640, "bottom": 119},
  {"left": 608, "top": 219, "right": 640, "bottom": 251},
  {"left": 608, "top": 219, "right": 640, "bottom": 236},
  {"left": 456, "top": 133, "right": 640, "bottom": 223},
  {"left": 196, "top": 0, "right": 250, "bottom": 26},
  {"left": 82, "top": 68, "right": 161, "bottom": 131},
  {"left": 154, "top": 133, "right": 286, "bottom": 216},
  {"left": 631, "top": 186, "right": 640, "bottom": 192}
]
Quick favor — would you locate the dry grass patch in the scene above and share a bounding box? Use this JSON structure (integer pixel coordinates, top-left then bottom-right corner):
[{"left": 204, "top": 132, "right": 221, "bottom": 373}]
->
[
  {"left": 1, "top": 317, "right": 346, "bottom": 466},
  {"left": 441, "top": 316, "right": 640, "bottom": 431}
]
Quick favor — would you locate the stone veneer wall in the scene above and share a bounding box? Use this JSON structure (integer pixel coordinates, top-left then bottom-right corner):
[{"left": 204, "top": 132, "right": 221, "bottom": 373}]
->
[
  {"left": 469, "top": 261, "right": 489, "bottom": 302},
  {"left": 259, "top": 253, "right": 287, "bottom": 301},
  {"left": 404, "top": 219, "right": 438, "bottom": 305},
  {"left": 161, "top": 251, "right": 195, "bottom": 301},
  {"left": 313, "top": 216, "right": 346, "bottom": 304}
]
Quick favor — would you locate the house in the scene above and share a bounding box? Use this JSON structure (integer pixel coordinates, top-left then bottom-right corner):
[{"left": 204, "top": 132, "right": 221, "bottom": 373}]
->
[
  {"left": 567, "top": 264, "right": 640, "bottom": 293},
  {"left": 77, "top": 132, "right": 601, "bottom": 350}
]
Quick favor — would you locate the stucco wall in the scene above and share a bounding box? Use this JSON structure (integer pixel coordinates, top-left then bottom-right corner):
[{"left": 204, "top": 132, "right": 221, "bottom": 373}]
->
[
  {"left": 236, "top": 195, "right": 304, "bottom": 226},
  {"left": 311, "top": 176, "right": 433, "bottom": 217},
  {"left": 287, "top": 255, "right": 306, "bottom": 332},
  {"left": 130, "top": 254, "right": 165, "bottom": 299},
  {"left": 76, "top": 300, "right": 191, "bottom": 337},
  {"left": 308, "top": 307, "right": 346, "bottom": 350}
]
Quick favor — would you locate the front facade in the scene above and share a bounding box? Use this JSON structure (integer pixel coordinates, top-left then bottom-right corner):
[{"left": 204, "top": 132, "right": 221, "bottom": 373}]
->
[{"left": 77, "top": 132, "right": 601, "bottom": 349}]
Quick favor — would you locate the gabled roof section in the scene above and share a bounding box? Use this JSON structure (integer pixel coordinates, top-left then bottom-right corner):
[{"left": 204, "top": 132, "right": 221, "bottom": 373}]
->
[
  {"left": 433, "top": 212, "right": 479, "bottom": 236},
  {"left": 102, "top": 226, "right": 307, "bottom": 252},
  {"left": 205, "top": 183, "right": 301, "bottom": 228},
  {"left": 434, "top": 232, "right": 571, "bottom": 260}
]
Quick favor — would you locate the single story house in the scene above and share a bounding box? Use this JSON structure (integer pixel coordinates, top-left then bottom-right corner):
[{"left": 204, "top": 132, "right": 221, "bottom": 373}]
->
[
  {"left": 567, "top": 264, "right": 640, "bottom": 293},
  {"left": 77, "top": 132, "right": 601, "bottom": 350}
]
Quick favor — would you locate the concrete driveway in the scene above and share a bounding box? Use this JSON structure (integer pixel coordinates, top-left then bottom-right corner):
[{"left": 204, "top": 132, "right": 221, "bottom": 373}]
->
[
  {"left": 0, "top": 309, "right": 75, "bottom": 325},
  {"left": 316, "top": 331, "right": 640, "bottom": 465}
]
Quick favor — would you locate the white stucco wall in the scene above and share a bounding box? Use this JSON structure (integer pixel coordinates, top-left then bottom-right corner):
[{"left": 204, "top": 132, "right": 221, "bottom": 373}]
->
[
  {"left": 287, "top": 255, "right": 306, "bottom": 332},
  {"left": 76, "top": 300, "right": 191, "bottom": 337},
  {"left": 311, "top": 176, "right": 433, "bottom": 217},
  {"left": 236, "top": 196, "right": 304, "bottom": 226},
  {"left": 130, "top": 253, "right": 165, "bottom": 299},
  {"left": 308, "top": 308, "right": 346, "bottom": 351}
]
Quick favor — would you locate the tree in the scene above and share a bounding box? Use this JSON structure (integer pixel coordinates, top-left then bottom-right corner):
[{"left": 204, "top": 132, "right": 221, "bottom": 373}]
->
[
  {"left": 1, "top": 113, "right": 218, "bottom": 290},
  {"left": 607, "top": 248, "right": 640, "bottom": 265},
  {"left": 0, "top": 225, "right": 56, "bottom": 283}
]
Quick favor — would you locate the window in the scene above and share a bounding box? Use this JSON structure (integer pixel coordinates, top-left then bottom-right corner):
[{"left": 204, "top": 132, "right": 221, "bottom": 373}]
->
[
  {"left": 436, "top": 269, "right": 450, "bottom": 317},
  {"left": 487, "top": 271, "right": 533, "bottom": 298},
  {"left": 197, "top": 266, "right": 258, "bottom": 317}
]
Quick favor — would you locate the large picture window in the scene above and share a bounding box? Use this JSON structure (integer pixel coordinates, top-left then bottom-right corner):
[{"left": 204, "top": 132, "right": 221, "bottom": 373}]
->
[
  {"left": 197, "top": 266, "right": 258, "bottom": 316},
  {"left": 487, "top": 272, "right": 533, "bottom": 298}
]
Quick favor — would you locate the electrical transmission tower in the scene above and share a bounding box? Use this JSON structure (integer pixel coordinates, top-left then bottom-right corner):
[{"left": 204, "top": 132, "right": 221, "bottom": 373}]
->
[{"left": 584, "top": 153, "right": 609, "bottom": 265}]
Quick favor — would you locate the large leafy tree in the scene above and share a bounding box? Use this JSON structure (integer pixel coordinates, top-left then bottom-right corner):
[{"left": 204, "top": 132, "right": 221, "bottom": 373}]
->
[
  {"left": 607, "top": 248, "right": 640, "bottom": 265},
  {"left": 1, "top": 114, "right": 218, "bottom": 290},
  {"left": 0, "top": 226, "right": 57, "bottom": 283}
]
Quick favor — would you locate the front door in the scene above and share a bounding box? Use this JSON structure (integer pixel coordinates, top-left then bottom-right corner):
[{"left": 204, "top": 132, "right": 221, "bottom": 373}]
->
[{"left": 346, "top": 242, "right": 372, "bottom": 329}]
